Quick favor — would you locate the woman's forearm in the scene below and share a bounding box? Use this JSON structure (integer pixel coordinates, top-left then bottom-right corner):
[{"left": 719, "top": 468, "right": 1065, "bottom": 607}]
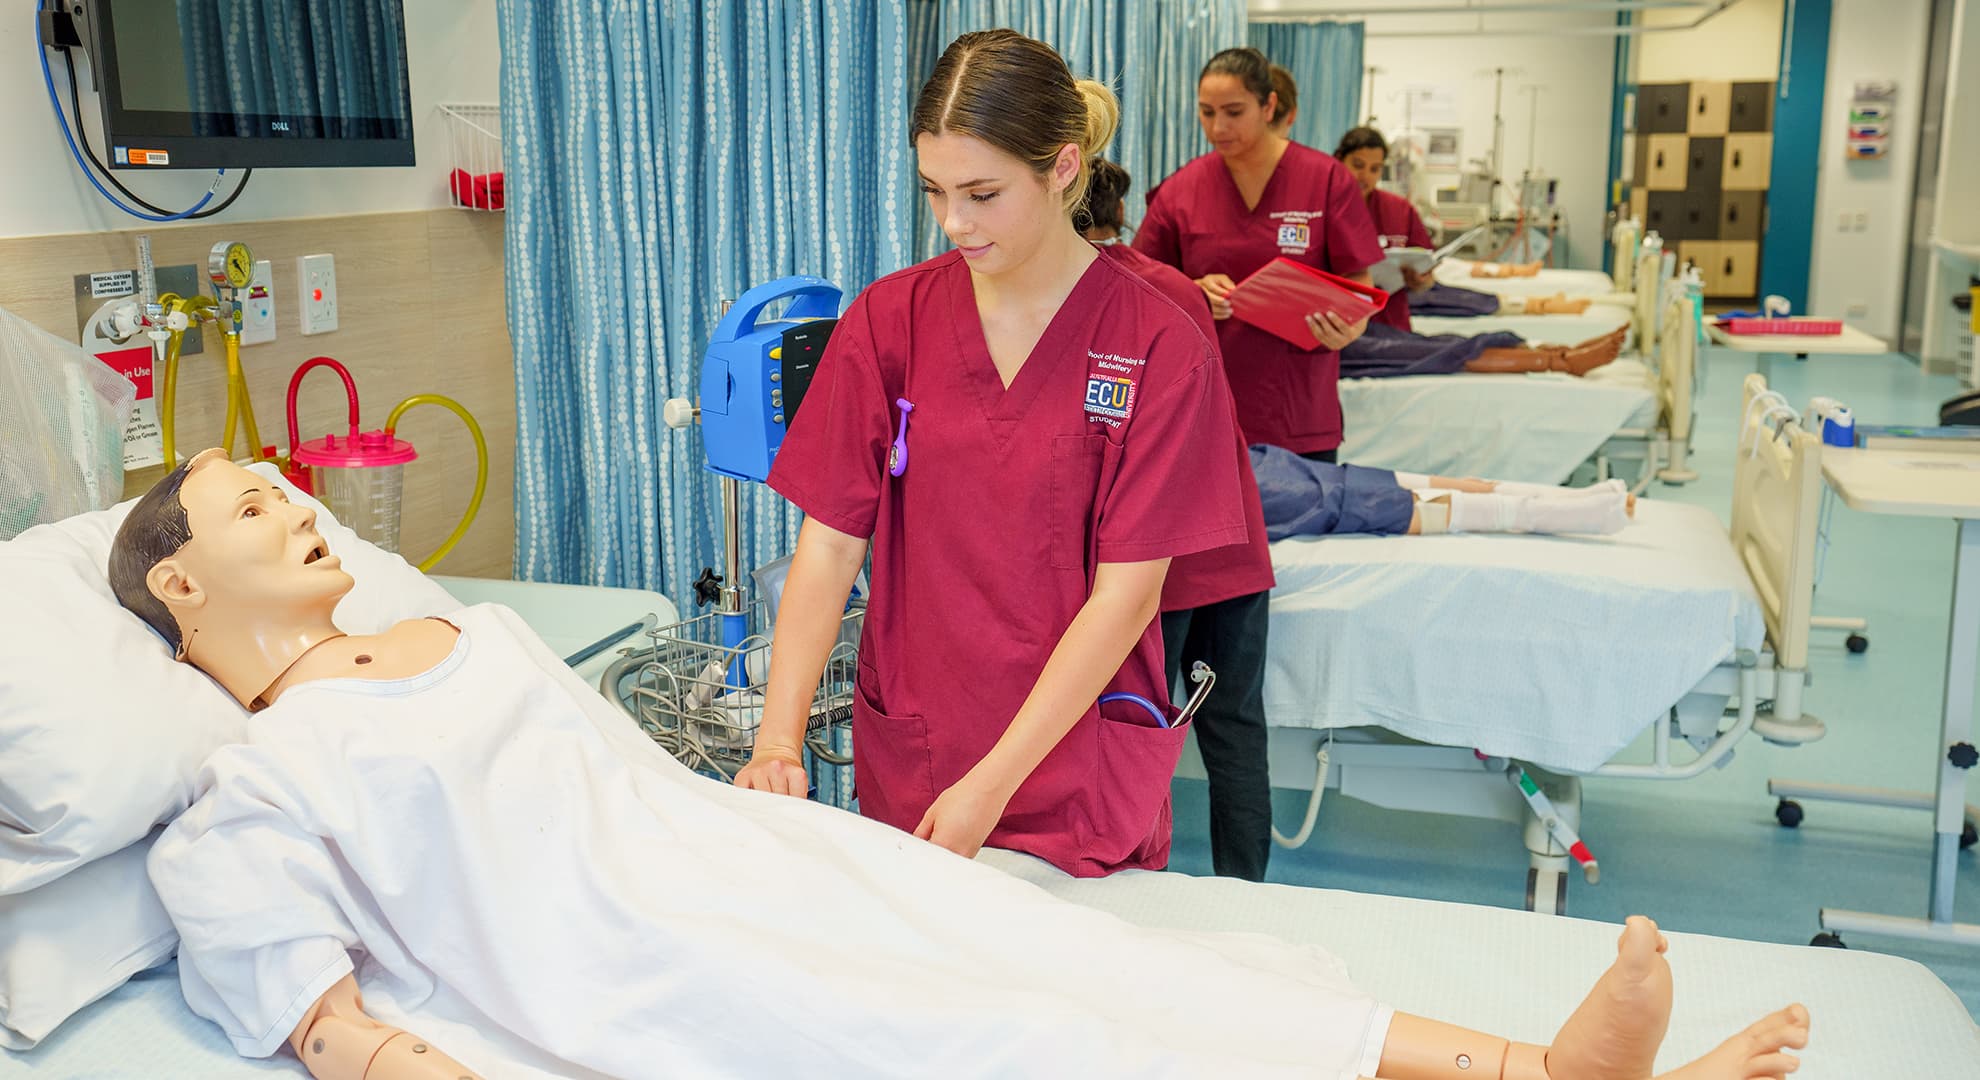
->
[
  {"left": 756, "top": 518, "right": 868, "bottom": 756},
  {"left": 967, "top": 559, "right": 1170, "bottom": 798}
]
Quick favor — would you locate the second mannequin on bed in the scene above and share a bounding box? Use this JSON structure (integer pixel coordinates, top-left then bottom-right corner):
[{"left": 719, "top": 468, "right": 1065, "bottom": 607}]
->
[{"left": 109, "top": 450, "right": 1804, "bottom": 1080}]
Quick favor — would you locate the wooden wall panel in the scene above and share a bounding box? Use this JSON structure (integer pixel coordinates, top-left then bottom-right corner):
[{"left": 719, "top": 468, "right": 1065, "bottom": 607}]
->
[{"left": 0, "top": 210, "right": 516, "bottom": 578}]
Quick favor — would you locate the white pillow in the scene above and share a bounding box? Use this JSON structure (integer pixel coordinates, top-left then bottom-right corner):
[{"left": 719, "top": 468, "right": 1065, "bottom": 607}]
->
[
  {"left": 0, "top": 832, "right": 175, "bottom": 1050},
  {"left": 0, "top": 462, "right": 462, "bottom": 894}
]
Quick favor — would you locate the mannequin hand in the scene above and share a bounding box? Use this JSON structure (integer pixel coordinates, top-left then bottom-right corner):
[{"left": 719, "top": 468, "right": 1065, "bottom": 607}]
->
[
  {"left": 1402, "top": 266, "right": 1434, "bottom": 292},
  {"left": 734, "top": 744, "right": 809, "bottom": 798},
  {"left": 913, "top": 774, "right": 1011, "bottom": 859},
  {"left": 1305, "top": 310, "right": 1370, "bottom": 350},
  {"left": 1195, "top": 274, "right": 1237, "bottom": 320}
]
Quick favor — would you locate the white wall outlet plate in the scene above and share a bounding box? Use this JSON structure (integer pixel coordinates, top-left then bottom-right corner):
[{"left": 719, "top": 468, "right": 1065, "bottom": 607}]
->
[
  {"left": 298, "top": 253, "right": 338, "bottom": 335},
  {"left": 241, "top": 259, "right": 276, "bottom": 345}
]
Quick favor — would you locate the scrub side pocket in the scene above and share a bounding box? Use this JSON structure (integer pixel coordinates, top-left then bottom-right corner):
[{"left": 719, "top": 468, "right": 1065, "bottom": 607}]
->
[
  {"left": 850, "top": 670, "right": 934, "bottom": 836},
  {"left": 1089, "top": 697, "right": 1188, "bottom": 866},
  {"left": 1048, "top": 433, "right": 1107, "bottom": 571}
]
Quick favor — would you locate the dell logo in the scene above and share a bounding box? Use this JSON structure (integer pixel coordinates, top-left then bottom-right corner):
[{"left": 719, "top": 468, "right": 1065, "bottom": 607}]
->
[{"left": 272, "top": 121, "right": 291, "bottom": 132}]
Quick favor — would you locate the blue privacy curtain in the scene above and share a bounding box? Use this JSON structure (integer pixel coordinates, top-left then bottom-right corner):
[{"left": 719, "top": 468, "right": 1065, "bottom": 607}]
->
[
  {"left": 1246, "top": 20, "right": 1364, "bottom": 156},
  {"left": 176, "top": 0, "right": 410, "bottom": 135},
  {"left": 906, "top": 0, "right": 1250, "bottom": 256},
  {"left": 497, "top": 2, "right": 915, "bottom": 598}
]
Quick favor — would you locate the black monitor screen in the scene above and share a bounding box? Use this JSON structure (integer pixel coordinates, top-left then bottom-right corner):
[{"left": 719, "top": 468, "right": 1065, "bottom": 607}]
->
[{"left": 87, "top": 0, "right": 414, "bottom": 169}]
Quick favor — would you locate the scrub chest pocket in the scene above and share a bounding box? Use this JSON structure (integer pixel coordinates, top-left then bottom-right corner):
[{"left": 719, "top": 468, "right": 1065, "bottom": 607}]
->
[{"left": 1049, "top": 433, "right": 1108, "bottom": 570}]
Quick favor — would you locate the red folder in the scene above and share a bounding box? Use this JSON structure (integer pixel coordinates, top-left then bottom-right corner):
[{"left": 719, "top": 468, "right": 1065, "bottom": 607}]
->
[{"left": 1227, "top": 257, "right": 1391, "bottom": 350}]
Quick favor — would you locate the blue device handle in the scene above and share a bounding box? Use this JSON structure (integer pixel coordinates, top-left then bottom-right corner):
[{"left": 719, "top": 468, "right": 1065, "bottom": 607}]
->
[{"left": 710, "top": 275, "right": 842, "bottom": 345}]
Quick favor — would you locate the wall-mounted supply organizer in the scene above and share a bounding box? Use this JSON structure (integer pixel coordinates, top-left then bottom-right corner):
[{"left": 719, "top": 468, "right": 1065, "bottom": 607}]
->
[{"left": 1846, "top": 82, "right": 1895, "bottom": 161}]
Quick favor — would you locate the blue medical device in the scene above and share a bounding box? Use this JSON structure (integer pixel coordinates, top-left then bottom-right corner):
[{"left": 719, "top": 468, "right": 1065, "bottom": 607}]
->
[{"left": 695, "top": 276, "right": 843, "bottom": 483}]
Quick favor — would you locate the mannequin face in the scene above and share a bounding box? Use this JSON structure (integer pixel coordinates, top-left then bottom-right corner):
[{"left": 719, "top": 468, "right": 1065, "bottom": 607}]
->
[{"left": 147, "top": 457, "right": 353, "bottom": 633}]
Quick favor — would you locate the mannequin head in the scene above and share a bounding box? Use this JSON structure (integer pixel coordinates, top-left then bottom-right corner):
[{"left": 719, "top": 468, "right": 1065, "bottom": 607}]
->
[{"left": 109, "top": 449, "right": 352, "bottom": 706}]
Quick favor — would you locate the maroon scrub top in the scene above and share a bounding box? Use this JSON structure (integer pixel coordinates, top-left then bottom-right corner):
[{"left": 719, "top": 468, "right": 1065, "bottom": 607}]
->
[
  {"left": 768, "top": 250, "right": 1250, "bottom": 876},
  {"left": 1098, "top": 243, "right": 1275, "bottom": 612},
  {"left": 1133, "top": 142, "right": 1385, "bottom": 454},
  {"left": 1366, "top": 187, "right": 1435, "bottom": 332}
]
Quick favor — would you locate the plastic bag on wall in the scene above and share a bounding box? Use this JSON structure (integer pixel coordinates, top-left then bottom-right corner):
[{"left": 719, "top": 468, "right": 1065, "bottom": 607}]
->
[{"left": 0, "top": 305, "right": 136, "bottom": 539}]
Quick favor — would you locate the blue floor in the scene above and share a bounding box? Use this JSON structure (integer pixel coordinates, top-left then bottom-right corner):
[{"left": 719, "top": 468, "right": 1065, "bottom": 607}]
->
[{"left": 1164, "top": 344, "right": 1980, "bottom": 1020}]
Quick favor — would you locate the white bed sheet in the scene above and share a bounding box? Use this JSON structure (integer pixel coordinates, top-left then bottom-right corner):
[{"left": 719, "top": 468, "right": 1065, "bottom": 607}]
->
[
  {"left": 1413, "top": 302, "right": 1633, "bottom": 347},
  {"left": 1436, "top": 257, "right": 1617, "bottom": 299},
  {"left": 19, "top": 857, "right": 1977, "bottom": 1080},
  {"left": 1340, "top": 359, "right": 1658, "bottom": 484},
  {"left": 982, "top": 850, "right": 1980, "bottom": 1079},
  {"left": 1263, "top": 499, "right": 1766, "bottom": 773}
]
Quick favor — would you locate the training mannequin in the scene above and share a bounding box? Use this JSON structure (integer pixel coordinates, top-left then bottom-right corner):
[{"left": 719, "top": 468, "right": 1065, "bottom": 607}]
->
[
  {"left": 1474, "top": 260, "right": 1547, "bottom": 279},
  {"left": 110, "top": 450, "right": 1808, "bottom": 1080}
]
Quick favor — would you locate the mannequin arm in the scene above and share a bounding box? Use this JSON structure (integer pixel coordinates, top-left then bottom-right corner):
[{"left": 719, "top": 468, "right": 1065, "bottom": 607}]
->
[
  {"left": 1372, "top": 1013, "right": 1551, "bottom": 1080},
  {"left": 288, "top": 975, "right": 483, "bottom": 1080}
]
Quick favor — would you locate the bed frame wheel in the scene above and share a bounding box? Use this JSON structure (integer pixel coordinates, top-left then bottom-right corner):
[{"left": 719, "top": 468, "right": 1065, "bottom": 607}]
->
[
  {"left": 1774, "top": 799, "right": 1805, "bottom": 828},
  {"left": 1846, "top": 633, "right": 1870, "bottom": 654},
  {"left": 1525, "top": 867, "right": 1568, "bottom": 916},
  {"left": 1809, "top": 932, "right": 1847, "bottom": 949}
]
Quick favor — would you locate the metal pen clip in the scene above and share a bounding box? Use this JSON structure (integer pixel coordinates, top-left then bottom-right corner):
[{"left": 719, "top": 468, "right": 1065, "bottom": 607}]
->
[{"left": 1176, "top": 661, "right": 1217, "bottom": 726}]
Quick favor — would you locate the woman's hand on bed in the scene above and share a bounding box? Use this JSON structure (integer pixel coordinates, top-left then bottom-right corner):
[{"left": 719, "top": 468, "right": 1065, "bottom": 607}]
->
[
  {"left": 913, "top": 774, "right": 1010, "bottom": 859},
  {"left": 734, "top": 745, "right": 810, "bottom": 798},
  {"left": 1306, "top": 309, "right": 1369, "bottom": 350}
]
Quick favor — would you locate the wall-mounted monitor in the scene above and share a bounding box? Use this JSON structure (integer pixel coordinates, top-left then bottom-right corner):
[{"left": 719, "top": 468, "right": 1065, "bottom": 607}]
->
[{"left": 79, "top": 0, "right": 415, "bottom": 170}]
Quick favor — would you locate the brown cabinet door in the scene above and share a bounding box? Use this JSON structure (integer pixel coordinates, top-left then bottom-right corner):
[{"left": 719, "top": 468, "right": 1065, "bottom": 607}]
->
[
  {"left": 1646, "top": 134, "right": 1691, "bottom": 191},
  {"left": 1723, "top": 134, "right": 1773, "bottom": 191},
  {"left": 1688, "top": 80, "right": 1731, "bottom": 136},
  {"left": 1721, "top": 191, "right": 1765, "bottom": 242}
]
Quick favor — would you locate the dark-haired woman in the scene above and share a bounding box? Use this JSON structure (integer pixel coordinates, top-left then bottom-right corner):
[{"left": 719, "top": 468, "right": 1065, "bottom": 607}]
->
[
  {"left": 1135, "top": 45, "right": 1385, "bottom": 463},
  {"left": 1083, "top": 158, "right": 1279, "bottom": 881},
  {"left": 738, "top": 31, "right": 1253, "bottom": 879}
]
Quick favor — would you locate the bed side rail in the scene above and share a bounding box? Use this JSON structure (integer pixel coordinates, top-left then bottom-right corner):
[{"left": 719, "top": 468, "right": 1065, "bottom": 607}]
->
[{"left": 1732, "top": 373, "right": 1824, "bottom": 674}]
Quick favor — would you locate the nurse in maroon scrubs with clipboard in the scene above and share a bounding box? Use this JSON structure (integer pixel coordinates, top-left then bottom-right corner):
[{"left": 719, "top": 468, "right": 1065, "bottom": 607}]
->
[{"left": 1134, "top": 46, "right": 1385, "bottom": 465}]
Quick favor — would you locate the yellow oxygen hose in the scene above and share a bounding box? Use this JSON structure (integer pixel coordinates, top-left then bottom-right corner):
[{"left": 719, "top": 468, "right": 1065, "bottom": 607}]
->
[
  {"left": 220, "top": 330, "right": 267, "bottom": 462},
  {"left": 384, "top": 393, "right": 488, "bottom": 572}
]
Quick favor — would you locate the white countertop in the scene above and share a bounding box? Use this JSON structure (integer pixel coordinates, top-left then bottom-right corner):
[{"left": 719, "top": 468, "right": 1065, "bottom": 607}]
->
[
  {"left": 1821, "top": 447, "right": 1980, "bottom": 518},
  {"left": 1706, "top": 321, "right": 1889, "bottom": 355}
]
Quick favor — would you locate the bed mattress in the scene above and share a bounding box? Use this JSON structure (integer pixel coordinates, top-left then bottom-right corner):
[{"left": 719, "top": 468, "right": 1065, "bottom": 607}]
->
[
  {"left": 1436, "top": 257, "right": 1618, "bottom": 300},
  {"left": 1263, "top": 499, "right": 1765, "bottom": 773},
  {"left": 19, "top": 853, "right": 1976, "bottom": 1080},
  {"left": 981, "top": 850, "right": 1980, "bottom": 1079},
  {"left": 1413, "top": 301, "right": 1633, "bottom": 348},
  {"left": 1340, "top": 359, "right": 1658, "bottom": 485}
]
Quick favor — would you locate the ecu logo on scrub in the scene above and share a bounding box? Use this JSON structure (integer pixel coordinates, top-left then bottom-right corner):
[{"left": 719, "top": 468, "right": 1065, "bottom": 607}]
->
[{"left": 1084, "top": 375, "right": 1135, "bottom": 420}]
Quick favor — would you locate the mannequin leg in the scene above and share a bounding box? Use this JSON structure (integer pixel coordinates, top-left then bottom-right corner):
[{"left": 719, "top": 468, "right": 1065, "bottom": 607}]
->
[
  {"left": 1363, "top": 918, "right": 1809, "bottom": 1080},
  {"left": 1508, "top": 293, "right": 1593, "bottom": 315},
  {"left": 1466, "top": 346, "right": 1566, "bottom": 374}
]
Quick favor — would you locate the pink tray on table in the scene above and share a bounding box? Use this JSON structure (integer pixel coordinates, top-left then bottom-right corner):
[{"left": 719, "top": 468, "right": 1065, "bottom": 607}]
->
[{"left": 1719, "top": 318, "right": 1843, "bottom": 335}]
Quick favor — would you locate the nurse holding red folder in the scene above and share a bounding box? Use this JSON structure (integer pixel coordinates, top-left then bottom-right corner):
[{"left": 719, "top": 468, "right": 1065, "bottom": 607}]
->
[{"left": 1134, "top": 46, "right": 1385, "bottom": 463}]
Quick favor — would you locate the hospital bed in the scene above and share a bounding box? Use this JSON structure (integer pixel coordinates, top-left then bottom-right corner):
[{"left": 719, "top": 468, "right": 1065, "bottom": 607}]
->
[
  {"left": 14, "top": 847, "right": 1977, "bottom": 1077},
  {"left": 1340, "top": 245, "right": 1695, "bottom": 493},
  {"left": 1210, "top": 374, "right": 1831, "bottom": 915}
]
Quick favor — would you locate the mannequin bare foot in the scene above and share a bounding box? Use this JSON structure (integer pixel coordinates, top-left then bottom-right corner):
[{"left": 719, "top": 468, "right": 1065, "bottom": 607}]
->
[
  {"left": 1525, "top": 292, "right": 1594, "bottom": 315},
  {"left": 1653, "top": 1005, "right": 1810, "bottom": 1079},
  {"left": 1543, "top": 916, "right": 1672, "bottom": 1079},
  {"left": 1559, "top": 327, "right": 1629, "bottom": 376}
]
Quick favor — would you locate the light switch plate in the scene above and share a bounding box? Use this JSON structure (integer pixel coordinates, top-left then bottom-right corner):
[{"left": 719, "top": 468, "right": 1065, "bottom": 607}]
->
[
  {"left": 241, "top": 260, "right": 275, "bottom": 345},
  {"left": 298, "top": 253, "right": 338, "bottom": 335}
]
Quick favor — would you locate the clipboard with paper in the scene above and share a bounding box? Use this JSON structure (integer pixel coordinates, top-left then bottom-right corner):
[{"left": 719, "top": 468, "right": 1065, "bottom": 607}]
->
[
  {"left": 1368, "top": 224, "right": 1489, "bottom": 293},
  {"left": 1226, "top": 258, "right": 1391, "bottom": 350}
]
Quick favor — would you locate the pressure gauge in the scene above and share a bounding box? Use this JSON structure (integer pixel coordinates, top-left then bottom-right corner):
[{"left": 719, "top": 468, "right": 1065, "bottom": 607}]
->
[{"left": 209, "top": 241, "right": 254, "bottom": 290}]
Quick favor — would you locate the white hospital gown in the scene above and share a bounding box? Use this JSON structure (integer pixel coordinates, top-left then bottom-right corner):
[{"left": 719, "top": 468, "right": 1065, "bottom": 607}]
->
[{"left": 149, "top": 604, "right": 1388, "bottom": 1079}]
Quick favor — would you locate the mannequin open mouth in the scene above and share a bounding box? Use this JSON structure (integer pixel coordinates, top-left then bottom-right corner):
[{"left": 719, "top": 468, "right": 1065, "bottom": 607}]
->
[{"left": 303, "top": 542, "right": 329, "bottom": 565}]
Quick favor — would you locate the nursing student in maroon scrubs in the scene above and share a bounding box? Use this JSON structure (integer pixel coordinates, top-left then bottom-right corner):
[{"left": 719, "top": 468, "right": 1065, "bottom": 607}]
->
[
  {"left": 1134, "top": 46, "right": 1385, "bottom": 463},
  {"left": 737, "top": 30, "right": 1252, "bottom": 878},
  {"left": 1081, "top": 158, "right": 1279, "bottom": 882},
  {"left": 1336, "top": 126, "right": 1437, "bottom": 333}
]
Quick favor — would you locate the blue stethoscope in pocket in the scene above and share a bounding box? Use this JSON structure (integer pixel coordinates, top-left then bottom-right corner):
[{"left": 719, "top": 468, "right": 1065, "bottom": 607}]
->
[{"left": 1099, "top": 662, "right": 1217, "bottom": 729}]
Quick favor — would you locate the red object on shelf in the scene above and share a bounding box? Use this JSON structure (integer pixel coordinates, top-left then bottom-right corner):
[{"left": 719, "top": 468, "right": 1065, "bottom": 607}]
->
[
  {"left": 1227, "top": 257, "right": 1391, "bottom": 349},
  {"left": 449, "top": 168, "right": 506, "bottom": 210},
  {"left": 1719, "top": 317, "right": 1843, "bottom": 335}
]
